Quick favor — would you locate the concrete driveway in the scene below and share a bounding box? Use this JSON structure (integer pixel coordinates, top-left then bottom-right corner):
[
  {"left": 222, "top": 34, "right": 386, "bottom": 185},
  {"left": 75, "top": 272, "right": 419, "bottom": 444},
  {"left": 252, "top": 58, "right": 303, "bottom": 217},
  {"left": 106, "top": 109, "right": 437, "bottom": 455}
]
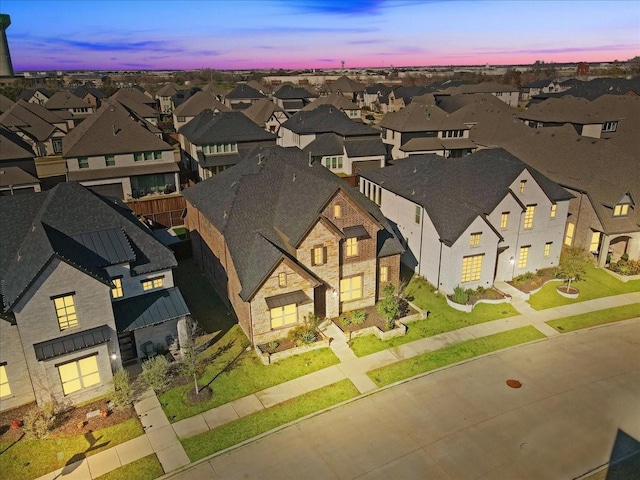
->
[{"left": 168, "top": 319, "right": 640, "bottom": 480}]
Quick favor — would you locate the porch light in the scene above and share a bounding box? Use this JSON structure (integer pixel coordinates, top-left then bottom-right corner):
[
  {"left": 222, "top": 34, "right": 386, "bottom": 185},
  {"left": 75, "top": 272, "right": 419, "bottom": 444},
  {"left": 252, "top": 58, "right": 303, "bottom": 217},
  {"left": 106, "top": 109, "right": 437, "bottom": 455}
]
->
[
  {"left": 509, "top": 257, "right": 515, "bottom": 265},
  {"left": 110, "top": 353, "right": 117, "bottom": 361}
]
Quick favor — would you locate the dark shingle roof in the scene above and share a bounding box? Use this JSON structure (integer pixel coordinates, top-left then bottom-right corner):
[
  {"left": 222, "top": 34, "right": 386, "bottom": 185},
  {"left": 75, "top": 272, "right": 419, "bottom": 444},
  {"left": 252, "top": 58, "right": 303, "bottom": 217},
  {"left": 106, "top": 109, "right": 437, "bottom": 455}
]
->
[
  {"left": 274, "top": 84, "right": 316, "bottom": 100},
  {"left": 226, "top": 84, "right": 267, "bottom": 100},
  {"left": 45, "top": 91, "right": 93, "bottom": 109},
  {"left": 173, "top": 91, "right": 230, "bottom": 117},
  {"left": 360, "top": 148, "right": 572, "bottom": 246},
  {"left": 379, "top": 102, "right": 467, "bottom": 132},
  {"left": 182, "top": 146, "right": 402, "bottom": 300},
  {"left": 537, "top": 76, "right": 640, "bottom": 101},
  {"left": 179, "top": 110, "right": 276, "bottom": 144},
  {"left": 0, "top": 126, "right": 36, "bottom": 160},
  {"left": 242, "top": 98, "right": 286, "bottom": 127},
  {"left": 0, "top": 183, "right": 177, "bottom": 311},
  {"left": 0, "top": 100, "right": 64, "bottom": 143},
  {"left": 282, "top": 104, "right": 377, "bottom": 136}
]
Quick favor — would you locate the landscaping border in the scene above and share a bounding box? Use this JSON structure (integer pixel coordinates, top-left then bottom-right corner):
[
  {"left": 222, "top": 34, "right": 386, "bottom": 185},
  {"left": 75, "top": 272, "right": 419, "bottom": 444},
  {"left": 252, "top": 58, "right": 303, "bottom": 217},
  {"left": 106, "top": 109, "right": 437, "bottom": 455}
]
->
[
  {"left": 255, "top": 332, "right": 330, "bottom": 365},
  {"left": 601, "top": 267, "right": 640, "bottom": 283},
  {"left": 445, "top": 294, "right": 512, "bottom": 312}
]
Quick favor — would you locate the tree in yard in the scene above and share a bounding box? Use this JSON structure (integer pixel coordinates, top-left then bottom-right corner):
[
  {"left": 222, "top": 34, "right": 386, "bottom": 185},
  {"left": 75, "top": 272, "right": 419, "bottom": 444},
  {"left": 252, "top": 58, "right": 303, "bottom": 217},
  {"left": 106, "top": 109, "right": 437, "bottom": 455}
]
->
[
  {"left": 111, "top": 368, "right": 135, "bottom": 410},
  {"left": 376, "top": 284, "right": 401, "bottom": 329},
  {"left": 557, "top": 247, "right": 592, "bottom": 291},
  {"left": 180, "top": 316, "right": 206, "bottom": 396}
]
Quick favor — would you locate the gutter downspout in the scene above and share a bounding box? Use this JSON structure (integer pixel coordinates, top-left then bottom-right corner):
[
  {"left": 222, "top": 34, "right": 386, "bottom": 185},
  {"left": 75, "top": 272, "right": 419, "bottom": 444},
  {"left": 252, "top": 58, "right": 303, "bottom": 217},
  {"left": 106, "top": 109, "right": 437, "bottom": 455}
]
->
[
  {"left": 418, "top": 204, "right": 425, "bottom": 277},
  {"left": 436, "top": 240, "right": 443, "bottom": 293}
]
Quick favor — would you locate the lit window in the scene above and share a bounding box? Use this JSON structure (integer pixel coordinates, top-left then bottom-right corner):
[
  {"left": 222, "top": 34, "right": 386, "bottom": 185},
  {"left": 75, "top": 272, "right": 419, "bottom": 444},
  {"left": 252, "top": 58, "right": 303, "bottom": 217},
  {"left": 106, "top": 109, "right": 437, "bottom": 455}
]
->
[
  {"left": 0, "top": 365, "right": 10, "bottom": 398},
  {"left": 589, "top": 232, "right": 601, "bottom": 253},
  {"left": 111, "top": 278, "right": 123, "bottom": 299},
  {"left": 270, "top": 304, "right": 297, "bottom": 329},
  {"left": 564, "top": 222, "right": 575, "bottom": 246},
  {"left": 470, "top": 232, "right": 481, "bottom": 247},
  {"left": 58, "top": 356, "right": 100, "bottom": 395},
  {"left": 415, "top": 205, "right": 421, "bottom": 224},
  {"left": 519, "top": 180, "right": 526, "bottom": 193},
  {"left": 312, "top": 246, "right": 325, "bottom": 266},
  {"left": 544, "top": 242, "right": 552, "bottom": 258},
  {"left": 78, "top": 157, "right": 89, "bottom": 169},
  {"left": 380, "top": 266, "right": 388, "bottom": 283},
  {"left": 613, "top": 204, "right": 629, "bottom": 217},
  {"left": 500, "top": 212, "right": 509, "bottom": 229},
  {"left": 461, "top": 255, "right": 483, "bottom": 282},
  {"left": 54, "top": 295, "right": 78, "bottom": 330},
  {"left": 550, "top": 204, "right": 557, "bottom": 218},
  {"left": 142, "top": 277, "right": 164, "bottom": 291},
  {"left": 524, "top": 205, "right": 535, "bottom": 229},
  {"left": 105, "top": 155, "right": 115, "bottom": 167},
  {"left": 334, "top": 204, "right": 342, "bottom": 218},
  {"left": 518, "top": 246, "right": 530, "bottom": 269},
  {"left": 346, "top": 237, "right": 358, "bottom": 257},
  {"left": 340, "top": 276, "right": 363, "bottom": 302}
]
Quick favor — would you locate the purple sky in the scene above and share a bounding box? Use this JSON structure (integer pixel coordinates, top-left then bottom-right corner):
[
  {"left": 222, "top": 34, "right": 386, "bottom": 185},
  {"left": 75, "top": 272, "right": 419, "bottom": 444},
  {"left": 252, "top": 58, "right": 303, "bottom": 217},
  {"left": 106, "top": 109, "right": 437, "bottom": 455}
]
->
[{"left": 3, "top": 0, "right": 639, "bottom": 71}]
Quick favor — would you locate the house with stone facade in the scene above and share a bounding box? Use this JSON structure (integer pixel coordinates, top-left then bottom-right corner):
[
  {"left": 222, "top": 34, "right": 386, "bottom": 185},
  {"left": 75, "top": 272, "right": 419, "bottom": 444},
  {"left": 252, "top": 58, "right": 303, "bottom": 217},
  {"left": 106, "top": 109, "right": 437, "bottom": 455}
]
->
[
  {"left": 0, "top": 182, "right": 189, "bottom": 412},
  {"left": 242, "top": 98, "right": 289, "bottom": 134},
  {"left": 182, "top": 146, "right": 403, "bottom": 346},
  {"left": 359, "top": 148, "right": 572, "bottom": 294}
]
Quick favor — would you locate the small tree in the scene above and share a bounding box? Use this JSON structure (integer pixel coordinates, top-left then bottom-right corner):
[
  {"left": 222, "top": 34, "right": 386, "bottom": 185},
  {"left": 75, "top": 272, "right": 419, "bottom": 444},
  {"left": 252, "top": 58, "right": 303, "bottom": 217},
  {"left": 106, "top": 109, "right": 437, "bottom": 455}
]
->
[
  {"left": 141, "top": 355, "right": 170, "bottom": 392},
  {"left": 180, "top": 317, "right": 206, "bottom": 395},
  {"left": 22, "top": 403, "right": 56, "bottom": 439},
  {"left": 557, "top": 247, "right": 591, "bottom": 291},
  {"left": 111, "top": 369, "right": 135, "bottom": 410},
  {"left": 376, "top": 284, "right": 400, "bottom": 329}
]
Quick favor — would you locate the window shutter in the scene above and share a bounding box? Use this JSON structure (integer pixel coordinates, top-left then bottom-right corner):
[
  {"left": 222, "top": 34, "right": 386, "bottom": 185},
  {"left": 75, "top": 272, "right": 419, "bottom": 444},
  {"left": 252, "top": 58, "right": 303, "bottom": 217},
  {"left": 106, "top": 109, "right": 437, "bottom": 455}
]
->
[
  {"left": 323, "top": 247, "right": 327, "bottom": 265},
  {"left": 311, "top": 249, "right": 315, "bottom": 266}
]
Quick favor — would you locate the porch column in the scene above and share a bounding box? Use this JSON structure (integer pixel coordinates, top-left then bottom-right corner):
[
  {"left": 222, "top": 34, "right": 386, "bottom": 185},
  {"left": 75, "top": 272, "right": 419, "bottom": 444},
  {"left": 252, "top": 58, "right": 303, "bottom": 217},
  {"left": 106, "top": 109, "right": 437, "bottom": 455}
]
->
[{"left": 598, "top": 235, "right": 611, "bottom": 267}]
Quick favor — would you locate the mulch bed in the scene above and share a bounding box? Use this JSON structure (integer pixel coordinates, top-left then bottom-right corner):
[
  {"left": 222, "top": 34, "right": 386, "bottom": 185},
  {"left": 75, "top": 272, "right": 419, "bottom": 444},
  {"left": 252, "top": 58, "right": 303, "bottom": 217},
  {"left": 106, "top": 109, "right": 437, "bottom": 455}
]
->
[
  {"left": 257, "top": 337, "right": 299, "bottom": 355},
  {"left": 185, "top": 386, "right": 213, "bottom": 405},
  {"left": 0, "top": 398, "right": 136, "bottom": 443},
  {"left": 467, "top": 287, "right": 508, "bottom": 304},
  {"left": 336, "top": 300, "right": 416, "bottom": 333},
  {"left": 508, "top": 268, "right": 558, "bottom": 293}
]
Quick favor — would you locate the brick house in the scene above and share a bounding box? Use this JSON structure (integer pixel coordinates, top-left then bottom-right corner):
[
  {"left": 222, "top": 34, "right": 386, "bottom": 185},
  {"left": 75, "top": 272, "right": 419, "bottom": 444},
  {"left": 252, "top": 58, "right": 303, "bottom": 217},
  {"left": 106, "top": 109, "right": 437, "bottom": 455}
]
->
[
  {"left": 183, "top": 146, "right": 403, "bottom": 346},
  {"left": 0, "top": 183, "right": 189, "bottom": 411}
]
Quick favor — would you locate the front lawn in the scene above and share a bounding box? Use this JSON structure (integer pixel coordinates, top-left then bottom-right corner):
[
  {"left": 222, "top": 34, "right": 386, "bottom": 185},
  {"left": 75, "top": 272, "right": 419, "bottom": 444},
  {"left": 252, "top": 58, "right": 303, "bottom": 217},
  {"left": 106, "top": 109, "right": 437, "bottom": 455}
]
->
[
  {"left": 349, "top": 276, "right": 518, "bottom": 357},
  {"left": 368, "top": 326, "right": 545, "bottom": 387},
  {"left": 528, "top": 263, "right": 640, "bottom": 310},
  {"left": 547, "top": 303, "right": 640, "bottom": 333},
  {"left": 0, "top": 417, "right": 143, "bottom": 480},
  {"left": 159, "top": 325, "right": 340, "bottom": 422},
  {"left": 95, "top": 454, "right": 163, "bottom": 480},
  {"left": 182, "top": 379, "right": 359, "bottom": 461}
]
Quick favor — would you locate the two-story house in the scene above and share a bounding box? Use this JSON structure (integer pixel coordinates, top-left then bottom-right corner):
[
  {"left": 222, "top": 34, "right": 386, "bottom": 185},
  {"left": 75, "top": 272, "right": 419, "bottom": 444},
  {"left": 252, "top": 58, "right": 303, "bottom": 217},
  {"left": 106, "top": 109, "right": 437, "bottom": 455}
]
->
[
  {"left": 62, "top": 101, "right": 179, "bottom": 200},
  {"left": 71, "top": 85, "right": 106, "bottom": 109},
  {"left": 438, "top": 82, "right": 520, "bottom": 107},
  {"left": 242, "top": 98, "right": 289, "bottom": 135},
  {"left": 156, "top": 82, "right": 180, "bottom": 114},
  {"left": 0, "top": 182, "right": 189, "bottom": 411},
  {"left": 0, "top": 125, "right": 39, "bottom": 192},
  {"left": 45, "top": 91, "right": 94, "bottom": 127},
  {"left": 224, "top": 83, "right": 267, "bottom": 111},
  {"left": 272, "top": 84, "right": 317, "bottom": 114},
  {"left": 172, "top": 90, "right": 230, "bottom": 132},
  {"left": 520, "top": 79, "right": 560, "bottom": 101},
  {"left": 359, "top": 149, "right": 572, "bottom": 294},
  {"left": 301, "top": 93, "right": 362, "bottom": 121},
  {"left": 182, "top": 146, "right": 403, "bottom": 346}
]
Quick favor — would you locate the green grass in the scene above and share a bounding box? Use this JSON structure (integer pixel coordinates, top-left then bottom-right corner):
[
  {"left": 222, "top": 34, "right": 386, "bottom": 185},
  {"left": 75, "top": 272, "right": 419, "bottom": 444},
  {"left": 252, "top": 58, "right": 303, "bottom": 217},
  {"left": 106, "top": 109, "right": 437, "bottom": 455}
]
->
[
  {"left": 182, "top": 379, "right": 359, "bottom": 461},
  {"left": 159, "top": 325, "right": 340, "bottom": 422},
  {"left": 349, "top": 276, "right": 519, "bottom": 357},
  {"left": 368, "top": 326, "right": 546, "bottom": 387},
  {"left": 0, "top": 417, "right": 144, "bottom": 480},
  {"left": 528, "top": 264, "right": 640, "bottom": 310},
  {"left": 95, "top": 454, "right": 164, "bottom": 480},
  {"left": 548, "top": 303, "right": 640, "bottom": 333}
]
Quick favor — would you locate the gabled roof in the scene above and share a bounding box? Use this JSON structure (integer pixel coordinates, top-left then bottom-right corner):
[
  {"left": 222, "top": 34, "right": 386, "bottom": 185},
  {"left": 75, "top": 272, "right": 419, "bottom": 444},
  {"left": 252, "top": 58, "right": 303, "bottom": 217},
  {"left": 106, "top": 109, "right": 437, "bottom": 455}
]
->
[
  {"left": 173, "top": 90, "right": 231, "bottom": 117},
  {"left": 537, "top": 76, "right": 640, "bottom": 101},
  {"left": 326, "top": 76, "right": 364, "bottom": 94},
  {"left": 0, "top": 182, "right": 177, "bottom": 312},
  {"left": 360, "top": 148, "right": 571, "bottom": 246},
  {"left": 379, "top": 102, "right": 467, "bottom": 132},
  {"left": 0, "top": 166, "right": 39, "bottom": 187},
  {"left": 282, "top": 104, "right": 377, "bottom": 136},
  {"left": 179, "top": 110, "right": 276, "bottom": 144},
  {"left": 274, "top": 84, "right": 316, "bottom": 100},
  {"left": 63, "top": 101, "right": 172, "bottom": 157},
  {"left": 303, "top": 133, "right": 344, "bottom": 157},
  {"left": 0, "top": 125, "right": 36, "bottom": 160},
  {"left": 0, "top": 100, "right": 64, "bottom": 142},
  {"left": 111, "top": 88, "right": 157, "bottom": 108},
  {"left": 364, "top": 83, "right": 393, "bottom": 95},
  {"left": 156, "top": 82, "right": 180, "bottom": 97},
  {"left": 242, "top": 98, "right": 287, "bottom": 127},
  {"left": 303, "top": 132, "right": 386, "bottom": 159},
  {"left": 110, "top": 94, "right": 158, "bottom": 120},
  {"left": 440, "top": 82, "right": 519, "bottom": 95},
  {"left": 437, "top": 93, "right": 516, "bottom": 114},
  {"left": 72, "top": 85, "right": 106, "bottom": 99},
  {"left": 226, "top": 83, "right": 267, "bottom": 100},
  {"left": 523, "top": 78, "right": 557, "bottom": 89},
  {"left": 0, "top": 94, "right": 14, "bottom": 114},
  {"left": 518, "top": 95, "right": 612, "bottom": 124},
  {"left": 45, "top": 91, "right": 93, "bottom": 109},
  {"left": 391, "top": 85, "right": 436, "bottom": 104},
  {"left": 183, "top": 145, "right": 402, "bottom": 301},
  {"left": 19, "top": 88, "right": 52, "bottom": 101},
  {"left": 301, "top": 93, "right": 359, "bottom": 112},
  {"left": 246, "top": 80, "right": 271, "bottom": 95}
]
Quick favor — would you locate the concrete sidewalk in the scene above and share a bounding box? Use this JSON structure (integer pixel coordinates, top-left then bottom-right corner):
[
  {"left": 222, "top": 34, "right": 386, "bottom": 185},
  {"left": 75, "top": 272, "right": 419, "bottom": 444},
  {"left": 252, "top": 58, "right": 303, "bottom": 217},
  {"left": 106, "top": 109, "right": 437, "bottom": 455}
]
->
[{"left": 34, "top": 290, "right": 640, "bottom": 480}]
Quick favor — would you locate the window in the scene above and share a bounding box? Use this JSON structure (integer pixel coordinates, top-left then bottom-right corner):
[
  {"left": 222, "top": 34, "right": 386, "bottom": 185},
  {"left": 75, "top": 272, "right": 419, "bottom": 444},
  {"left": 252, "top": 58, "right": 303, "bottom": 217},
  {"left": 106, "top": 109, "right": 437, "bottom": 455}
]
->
[
  {"left": 589, "top": 232, "right": 601, "bottom": 253},
  {"left": 53, "top": 294, "right": 78, "bottom": 330},
  {"left": 270, "top": 304, "right": 297, "bottom": 329},
  {"left": 312, "top": 246, "right": 326, "bottom": 266},
  {"left": 111, "top": 278, "right": 123, "bottom": 299},
  {"left": 470, "top": 232, "right": 481, "bottom": 247},
  {"left": 519, "top": 180, "right": 527, "bottom": 193},
  {"left": 177, "top": 116, "right": 185, "bottom": 122},
  {"left": 564, "top": 222, "right": 575, "bottom": 246},
  {"left": 518, "top": 246, "right": 530, "bottom": 269},
  {"left": 461, "top": 255, "right": 483, "bottom": 282},
  {"left": 53, "top": 138, "right": 63, "bottom": 154},
  {"left": 278, "top": 272, "right": 287, "bottom": 288},
  {"left": 78, "top": 157, "right": 89, "bottom": 169},
  {"left": 105, "top": 155, "right": 115, "bottom": 167},
  {"left": 345, "top": 237, "right": 358, "bottom": 257},
  {"left": 57, "top": 356, "right": 100, "bottom": 395},
  {"left": 380, "top": 266, "right": 388, "bottom": 283},
  {"left": 142, "top": 277, "right": 164, "bottom": 291},
  {"left": 613, "top": 204, "right": 629, "bottom": 217},
  {"left": 415, "top": 205, "right": 421, "bottom": 224},
  {"left": 500, "top": 212, "right": 509, "bottom": 229},
  {"left": 144, "top": 152, "right": 153, "bottom": 161},
  {"left": 340, "top": 275, "right": 363, "bottom": 302},
  {"left": 134, "top": 152, "right": 143, "bottom": 162},
  {"left": 524, "top": 205, "right": 535, "bottom": 229},
  {"left": 0, "top": 365, "right": 10, "bottom": 398},
  {"left": 550, "top": 204, "right": 557, "bottom": 218},
  {"left": 334, "top": 204, "right": 342, "bottom": 218},
  {"left": 602, "top": 121, "right": 617, "bottom": 132},
  {"left": 544, "top": 242, "right": 552, "bottom": 258}
]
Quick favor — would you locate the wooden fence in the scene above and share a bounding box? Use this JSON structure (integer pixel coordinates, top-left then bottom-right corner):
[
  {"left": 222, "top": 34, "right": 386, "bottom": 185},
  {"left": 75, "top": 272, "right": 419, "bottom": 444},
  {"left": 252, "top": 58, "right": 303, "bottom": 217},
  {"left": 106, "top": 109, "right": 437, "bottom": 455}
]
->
[{"left": 125, "top": 194, "right": 186, "bottom": 228}]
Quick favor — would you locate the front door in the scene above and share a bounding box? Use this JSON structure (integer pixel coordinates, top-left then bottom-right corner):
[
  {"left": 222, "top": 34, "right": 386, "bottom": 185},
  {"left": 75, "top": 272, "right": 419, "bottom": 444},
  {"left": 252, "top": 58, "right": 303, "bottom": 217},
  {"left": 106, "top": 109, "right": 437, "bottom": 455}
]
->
[
  {"left": 117, "top": 331, "right": 138, "bottom": 364},
  {"left": 314, "top": 285, "right": 327, "bottom": 319}
]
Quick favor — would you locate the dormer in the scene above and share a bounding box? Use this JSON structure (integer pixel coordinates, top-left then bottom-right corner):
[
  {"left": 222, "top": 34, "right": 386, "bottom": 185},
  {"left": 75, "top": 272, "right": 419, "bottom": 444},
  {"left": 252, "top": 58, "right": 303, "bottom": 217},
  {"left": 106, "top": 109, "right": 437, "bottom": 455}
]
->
[{"left": 612, "top": 192, "right": 634, "bottom": 217}]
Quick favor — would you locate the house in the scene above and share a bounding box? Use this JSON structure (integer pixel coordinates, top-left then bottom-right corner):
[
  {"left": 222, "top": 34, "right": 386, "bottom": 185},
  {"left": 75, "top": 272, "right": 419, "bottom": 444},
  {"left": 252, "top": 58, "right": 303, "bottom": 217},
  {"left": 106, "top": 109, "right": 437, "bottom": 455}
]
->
[
  {"left": 323, "top": 75, "right": 364, "bottom": 101},
  {"left": 172, "top": 90, "right": 231, "bottom": 131},
  {"left": 303, "top": 133, "right": 386, "bottom": 176},
  {"left": 272, "top": 84, "right": 317, "bottom": 114},
  {"left": 0, "top": 166, "right": 41, "bottom": 195},
  {"left": 438, "top": 82, "right": 520, "bottom": 107},
  {"left": 45, "top": 91, "right": 94, "bottom": 126},
  {"left": 0, "top": 124, "right": 38, "bottom": 179},
  {"left": 301, "top": 93, "right": 362, "bottom": 121},
  {"left": 178, "top": 110, "right": 276, "bottom": 180},
  {"left": 182, "top": 146, "right": 403, "bottom": 346},
  {"left": 530, "top": 76, "right": 640, "bottom": 103},
  {"left": 520, "top": 79, "right": 560, "bottom": 101},
  {"left": 379, "top": 102, "right": 476, "bottom": 159},
  {"left": 0, "top": 182, "right": 189, "bottom": 411},
  {"left": 359, "top": 149, "right": 572, "bottom": 294},
  {"left": 359, "top": 83, "right": 393, "bottom": 111},
  {"left": 62, "top": 101, "right": 179, "bottom": 200},
  {"left": 156, "top": 82, "right": 180, "bottom": 114},
  {"left": 224, "top": 83, "right": 267, "bottom": 111},
  {"left": 111, "top": 87, "right": 157, "bottom": 111},
  {"left": 503, "top": 128, "right": 640, "bottom": 266},
  {"left": 242, "top": 98, "right": 289, "bottom": 134},
  {"left": 18, "top": 88, "right": 52, "bottom": 106},
  {"left": 71, "top": 85, "right": 106, "bottom": 109}
]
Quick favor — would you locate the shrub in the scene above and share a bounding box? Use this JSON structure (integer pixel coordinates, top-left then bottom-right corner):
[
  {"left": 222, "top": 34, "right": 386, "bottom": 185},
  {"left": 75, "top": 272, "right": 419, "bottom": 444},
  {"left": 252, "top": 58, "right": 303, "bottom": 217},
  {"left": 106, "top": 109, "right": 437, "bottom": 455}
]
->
[
  {"left": 339, "top": 315, "right": 351, "bottom": 328},
  {"left": 111, "top": 368, "right": 134, "bottom": 410},
  {"left": 268, "top": 340, "right": 279, "bottom": 350},
  {"left": 621, "top": 253, "right": 629, "bottom": 262},
  {"left": 141, "top": 355, "right": 171, "bottom": 392},
  {"left": 451, "top": 286, "right": 469, "bottom": 305},
  {"left": 476, "top": 286, "right": 485, "bottom": 294},
  {"left": 376, "top": 285, "right": 400, "bottom": 329},
  {"left": 617, "top": 262, "right": 631, "bottom": 275},
  {"left": 350, "top": 310, "right": 367, "bottom": 325},
  {"left": 287, "top": 314, "right": 318, "bottom": 345},
  {"left": 22, "top": 403, "right": 56, "bottom": 439}
]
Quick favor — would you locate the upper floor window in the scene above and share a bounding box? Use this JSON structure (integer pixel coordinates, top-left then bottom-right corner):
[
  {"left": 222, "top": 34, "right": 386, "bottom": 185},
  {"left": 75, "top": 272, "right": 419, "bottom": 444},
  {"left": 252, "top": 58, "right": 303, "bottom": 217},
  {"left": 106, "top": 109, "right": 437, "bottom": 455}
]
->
[
  {"left": 278, "top": 272, "right": 287, "bottom": 288},
  {"left": 312, "top": 246, "right": 326, "bottom": 266},
  {"left": 415, "top": 205, "right": 421, "bottom": 224},
  {"left": 524, "top": 205, "right": 536, "bottom": 229},
  {"left": 602, "top": 121, "right": 617, "bottom": 132},
  {"left": 52, "top": 138, "right": 63, "bottom": 154},
  {"left": 589, "top": 232, "right": 601, "bottom": 253},
  {"left": 613, "top": 203, "right": 629, "bottom": 217},
  {"left": 324, "top": 156, "right": 343, "bottom": 170},
  {"left": 0, "top": 364, "right": 10, "bottom": 398},
  {"left": 111, "top": 278, "right": 123, "bottom": 299},
  {"left": 334, "top": 204, "right": 342, "bottom": 218},
  {"left": 345, "top": 237, "right": 358, "bottom": 257},
  {"left": 78, "top": 157, "right": 89, "bottom": 169},
  {"left": 550, "top": 204, "right": 557, "bottom": 218},
  {"left": 564, "top": 222, "right": 575, "bottom": 246},
  {"left": 141, "top": 276, "right": 164, "bottom": 291},
  {"left": 134, "top": 151, "right": 163, "bottom": 162},
  {"left": 177, "top": 116, "right": 185, "bottom": 122},
  {"left": 202, "top": 143, "right": 238, "bottom": 155},
  {"left": 470, "top": 232, "right": 481, "bottom": 247},
  {"left": 500, "top": 212, "right": 509, "bottom": 229},
  {"left": 379, "top": 266, "right": 388, "bottom": 283},
  {"left": 53, "top": 294, "right": 78, "bottom": 330},
  {"left": 443, "top": 130, "right": 464, "bottom": 138},
  {"left": 519, "top": 180, "right": 527, "bottom": 193},
  {"left": 105, "top": 155, "right": 115, "bottom": 167}
]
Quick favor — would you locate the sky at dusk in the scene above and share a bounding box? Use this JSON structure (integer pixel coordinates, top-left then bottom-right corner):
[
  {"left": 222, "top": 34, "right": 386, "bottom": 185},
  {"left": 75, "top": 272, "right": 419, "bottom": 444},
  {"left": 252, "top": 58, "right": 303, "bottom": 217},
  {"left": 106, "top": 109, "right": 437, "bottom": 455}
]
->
[{"left": 3, "top": 0, "right": 640, "bottom": 71}]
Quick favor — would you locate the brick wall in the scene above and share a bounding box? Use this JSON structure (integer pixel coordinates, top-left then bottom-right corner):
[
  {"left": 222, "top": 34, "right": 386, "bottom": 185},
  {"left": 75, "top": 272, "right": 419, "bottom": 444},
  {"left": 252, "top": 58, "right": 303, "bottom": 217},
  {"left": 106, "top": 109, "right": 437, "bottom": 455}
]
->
[{"left": 0, "top": 321, "right": 35, "bottom": 411}]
